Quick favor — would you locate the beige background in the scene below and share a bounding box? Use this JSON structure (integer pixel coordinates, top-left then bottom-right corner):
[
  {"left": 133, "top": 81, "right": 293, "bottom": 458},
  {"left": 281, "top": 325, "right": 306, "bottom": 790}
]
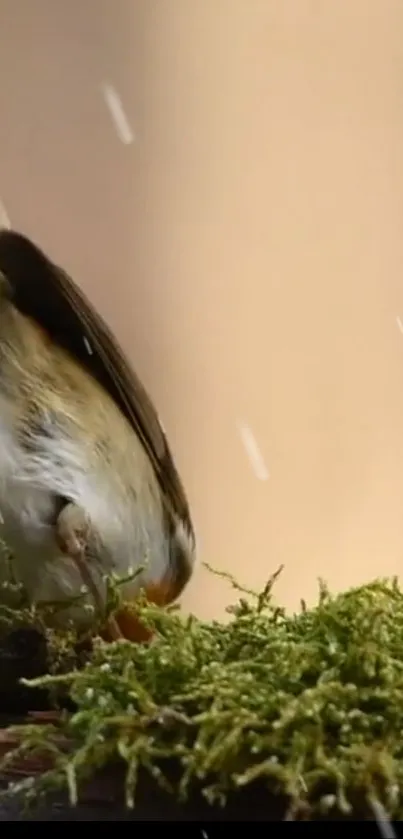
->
[{"left": 0, "top": 1, "right": 403, "bottom": 619}]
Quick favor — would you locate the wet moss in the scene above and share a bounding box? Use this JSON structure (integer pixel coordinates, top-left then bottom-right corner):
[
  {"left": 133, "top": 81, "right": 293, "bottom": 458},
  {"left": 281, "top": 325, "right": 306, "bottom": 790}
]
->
[{"left": 0, "top": 565, "right": 402, "bottom": 821}]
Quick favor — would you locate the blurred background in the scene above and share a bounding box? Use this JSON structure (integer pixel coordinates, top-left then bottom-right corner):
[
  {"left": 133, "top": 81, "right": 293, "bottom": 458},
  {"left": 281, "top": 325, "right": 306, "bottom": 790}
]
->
[{"left": 1, "top": 0, "right": 403, "bottom": 619}]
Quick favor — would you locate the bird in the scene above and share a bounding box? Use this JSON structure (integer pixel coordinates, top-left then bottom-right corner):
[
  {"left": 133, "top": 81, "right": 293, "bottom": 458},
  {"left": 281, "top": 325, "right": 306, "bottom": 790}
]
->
[{"left": 0, "top": 229, "right": 196, "bottom": 642}]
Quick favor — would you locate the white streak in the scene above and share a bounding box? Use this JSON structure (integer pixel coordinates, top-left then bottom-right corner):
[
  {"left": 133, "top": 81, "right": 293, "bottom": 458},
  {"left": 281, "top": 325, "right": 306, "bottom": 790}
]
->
[
  {"left": 237, "top": 421, "right": 269, "bottom": 481},
  {"left": 101, "top": 83, "right": 134, "bottom": 145},
  {"left": 396, "top": 316, "right": 403, "bottom": 335},
  {"left": 83, "top": 336, "right": 93, "bottom": 355},
  {"left": 0, "top": 201, "right": 10, "bottom": 229},
  {"left": 370, "top": 800, "right": 396, "bottom": 839}
]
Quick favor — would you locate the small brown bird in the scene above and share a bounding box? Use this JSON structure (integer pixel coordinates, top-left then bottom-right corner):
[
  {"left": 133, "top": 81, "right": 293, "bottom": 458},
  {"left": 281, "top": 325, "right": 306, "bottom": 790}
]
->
[{"left": 0, "top": 230, "right": 196, "bottom": 641}]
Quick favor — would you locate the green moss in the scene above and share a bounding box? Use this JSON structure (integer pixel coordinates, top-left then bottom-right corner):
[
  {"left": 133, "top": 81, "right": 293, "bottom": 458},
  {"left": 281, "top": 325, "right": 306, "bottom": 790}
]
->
[{"left": 1, "top": 566, "right": 403, "bottom": 820}]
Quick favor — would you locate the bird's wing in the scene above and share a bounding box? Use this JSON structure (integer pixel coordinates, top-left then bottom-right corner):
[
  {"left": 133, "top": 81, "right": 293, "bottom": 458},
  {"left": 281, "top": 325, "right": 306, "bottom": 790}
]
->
[{"left": 0, "top": 229, "right": 194, "bottom": 544}]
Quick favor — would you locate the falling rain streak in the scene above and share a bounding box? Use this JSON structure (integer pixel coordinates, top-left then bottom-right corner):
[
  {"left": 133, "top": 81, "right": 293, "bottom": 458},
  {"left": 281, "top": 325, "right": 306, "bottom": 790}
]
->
[
  {"left": 101, "top": 83, "right": 135, "bottom": 145},
  {"left": 237, "top": 422, "right": 269, "bottom": 481}
]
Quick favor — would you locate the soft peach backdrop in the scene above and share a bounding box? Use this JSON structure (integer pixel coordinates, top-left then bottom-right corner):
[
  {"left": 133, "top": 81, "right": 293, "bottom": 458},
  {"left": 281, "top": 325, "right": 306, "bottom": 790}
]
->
[{"left": 1, "top": 1, "right": 403, "bottom": 618}]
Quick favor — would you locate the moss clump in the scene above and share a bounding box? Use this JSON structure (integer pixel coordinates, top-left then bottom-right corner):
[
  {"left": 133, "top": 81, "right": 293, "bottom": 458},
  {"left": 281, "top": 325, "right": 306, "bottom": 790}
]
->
[{"left": 1, "top": 567, "right": 403, "bottom": 821}]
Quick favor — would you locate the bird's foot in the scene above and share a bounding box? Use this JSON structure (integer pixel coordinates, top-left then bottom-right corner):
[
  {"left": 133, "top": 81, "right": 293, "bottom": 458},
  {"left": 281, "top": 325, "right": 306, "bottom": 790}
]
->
[
  {"left": 55, "top": 501, "right": 122, "bottom": 641},
  {"left": 55, "top": 501, "right": 90, "bottom": 559}
]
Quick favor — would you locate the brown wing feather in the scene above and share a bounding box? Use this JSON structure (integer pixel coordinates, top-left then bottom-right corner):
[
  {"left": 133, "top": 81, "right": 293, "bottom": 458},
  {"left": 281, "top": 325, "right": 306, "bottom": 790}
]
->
[{"left": 0, "top": 230, "right": 194, "bottom": 543}]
